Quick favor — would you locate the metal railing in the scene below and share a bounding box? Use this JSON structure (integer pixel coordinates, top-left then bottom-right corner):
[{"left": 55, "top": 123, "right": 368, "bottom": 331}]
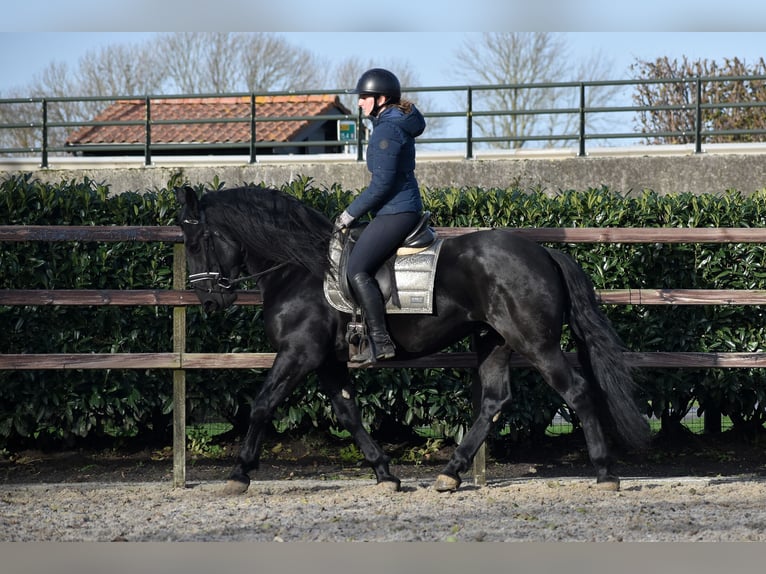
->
[{"left": 2, "top": 74, "right": 766, "bottom": 167}]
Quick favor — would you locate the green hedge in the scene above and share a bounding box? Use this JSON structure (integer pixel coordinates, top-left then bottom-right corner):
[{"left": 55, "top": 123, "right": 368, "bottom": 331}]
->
[{"left": 2, "top": 173, "right": 766, "bottom": 451}]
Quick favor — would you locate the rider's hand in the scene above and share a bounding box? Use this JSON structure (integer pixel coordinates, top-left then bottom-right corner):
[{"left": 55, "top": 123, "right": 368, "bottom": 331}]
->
[{"left": 334, "top": 210, "right": 354, "bottom": 232}]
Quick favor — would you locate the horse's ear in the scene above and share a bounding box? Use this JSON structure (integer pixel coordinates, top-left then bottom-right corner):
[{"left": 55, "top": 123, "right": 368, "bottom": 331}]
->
[{"left": 175, "top": 186, "right": 200, "bottom": 217}]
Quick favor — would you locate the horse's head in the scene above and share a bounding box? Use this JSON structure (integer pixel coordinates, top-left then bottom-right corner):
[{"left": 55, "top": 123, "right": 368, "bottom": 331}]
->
[{"left": 176, "top": 186, "right": 242, "bottom": 312}]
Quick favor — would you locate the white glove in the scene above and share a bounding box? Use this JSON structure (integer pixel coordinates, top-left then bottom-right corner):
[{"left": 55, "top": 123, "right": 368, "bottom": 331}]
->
[{"left": 334, "top": 210, "right": 355, "bottom": 231}]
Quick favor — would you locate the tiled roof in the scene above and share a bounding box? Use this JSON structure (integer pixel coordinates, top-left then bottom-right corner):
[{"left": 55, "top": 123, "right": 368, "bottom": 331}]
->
[{"left": 66, "top": 95, "right": 352, "bottom": 146}]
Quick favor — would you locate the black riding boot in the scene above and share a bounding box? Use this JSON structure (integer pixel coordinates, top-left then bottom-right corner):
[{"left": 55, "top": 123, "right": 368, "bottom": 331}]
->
[{"left": 349, "top": 272, "right": 396, "bottom": 364}]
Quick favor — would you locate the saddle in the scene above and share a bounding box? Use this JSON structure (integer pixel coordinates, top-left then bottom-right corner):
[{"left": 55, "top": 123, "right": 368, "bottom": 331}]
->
[{"left": 323, "top": 211, "right": 443, "bottom": 316}]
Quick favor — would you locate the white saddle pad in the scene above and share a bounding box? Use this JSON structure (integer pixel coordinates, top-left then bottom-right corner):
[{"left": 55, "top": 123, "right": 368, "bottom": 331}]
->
[{"left": 323, "top": 237, "right": 443, "bottom": 314}]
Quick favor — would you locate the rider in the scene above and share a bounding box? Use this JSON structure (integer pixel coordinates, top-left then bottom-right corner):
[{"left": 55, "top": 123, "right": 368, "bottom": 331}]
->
[{"left": 334, "top": 68, "right": 426, "bottom": 364}]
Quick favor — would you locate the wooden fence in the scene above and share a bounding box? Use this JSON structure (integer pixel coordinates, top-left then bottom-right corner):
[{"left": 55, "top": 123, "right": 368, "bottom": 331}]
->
[{"left": 3, "top": 224, "right": 766, "bottom": 487}]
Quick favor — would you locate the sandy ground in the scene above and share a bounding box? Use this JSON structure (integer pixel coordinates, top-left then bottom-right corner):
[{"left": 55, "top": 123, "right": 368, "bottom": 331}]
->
[{"left": 3, "top": 474, "right": 766, "bottom": 542}]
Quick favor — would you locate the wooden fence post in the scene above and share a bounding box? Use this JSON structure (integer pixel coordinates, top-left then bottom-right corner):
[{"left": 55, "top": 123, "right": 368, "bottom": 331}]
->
[
  {"left": 172, "top": 243, "right": 187, "bottom": 488},
  {"left": 4, "top": 224, "right": 766, "bottom": 486}
]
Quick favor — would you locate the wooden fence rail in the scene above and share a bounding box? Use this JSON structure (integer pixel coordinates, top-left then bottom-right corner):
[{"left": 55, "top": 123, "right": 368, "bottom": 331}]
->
[{"left": 3, "top": 224, "right": 766, "bottom": 486}]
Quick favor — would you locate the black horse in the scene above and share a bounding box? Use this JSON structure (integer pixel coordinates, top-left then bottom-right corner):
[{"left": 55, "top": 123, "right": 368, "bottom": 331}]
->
[{"left": 176, "top": 185, "right": 649, "bottom": 494}]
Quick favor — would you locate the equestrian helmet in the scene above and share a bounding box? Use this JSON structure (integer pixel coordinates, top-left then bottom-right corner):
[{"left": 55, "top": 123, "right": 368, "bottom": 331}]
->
[{"left": 351, "top": 68, "right": 401, "bottom": 103}]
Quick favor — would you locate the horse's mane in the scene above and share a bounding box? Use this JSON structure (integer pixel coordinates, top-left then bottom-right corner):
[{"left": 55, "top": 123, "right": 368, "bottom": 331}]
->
[{"left": 201, "top": 186, "right": 333, "bottom": 279}]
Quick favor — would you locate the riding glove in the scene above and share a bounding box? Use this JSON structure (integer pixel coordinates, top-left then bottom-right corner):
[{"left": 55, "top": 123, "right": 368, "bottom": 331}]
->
[{"left": 334, "top": 210, "right": 355, "bottom": 231}]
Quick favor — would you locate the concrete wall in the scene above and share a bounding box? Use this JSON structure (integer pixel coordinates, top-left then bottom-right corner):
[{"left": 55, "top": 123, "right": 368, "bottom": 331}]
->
[{"left": 3, "top": 145, "right": 766, "bottom": 196}]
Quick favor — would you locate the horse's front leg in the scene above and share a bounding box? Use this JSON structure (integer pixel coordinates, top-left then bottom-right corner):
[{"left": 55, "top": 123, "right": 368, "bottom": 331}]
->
[
  {"left": 223, "top": 355, "right": 312, "bottom": 495},
  {"left": 317, "top": 361, "right": 401, "bottom": 491}
]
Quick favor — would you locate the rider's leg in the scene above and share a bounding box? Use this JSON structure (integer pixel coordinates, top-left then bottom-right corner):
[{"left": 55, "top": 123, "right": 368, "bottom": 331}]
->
[
  {"left": 346, "top": 211, "right": 419, "bottom": 364},
  {"left": 349, "top": 271, "right": 396, "bottom": 362}
]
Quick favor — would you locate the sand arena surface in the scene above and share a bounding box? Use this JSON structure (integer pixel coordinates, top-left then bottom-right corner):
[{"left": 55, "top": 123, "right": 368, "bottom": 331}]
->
[{"left": 3, "top": 475, "right": 766, "bottom": 542}]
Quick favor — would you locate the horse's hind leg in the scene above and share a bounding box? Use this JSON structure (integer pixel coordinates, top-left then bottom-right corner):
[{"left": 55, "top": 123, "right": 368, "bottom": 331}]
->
[
  {"left": 535, "top": 351, "right": 620, "bottom": 490},
  {"left": 435, "top": 338, "right": 513, "bottom": 492},
  {"left": 317, "top": 360, "right": 401, "bottom": 491}
]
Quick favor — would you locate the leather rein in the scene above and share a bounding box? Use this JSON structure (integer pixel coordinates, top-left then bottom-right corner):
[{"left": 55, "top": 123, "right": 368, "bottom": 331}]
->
[{"left": 183, "top": 214, "right": 287, "bottom": 293}]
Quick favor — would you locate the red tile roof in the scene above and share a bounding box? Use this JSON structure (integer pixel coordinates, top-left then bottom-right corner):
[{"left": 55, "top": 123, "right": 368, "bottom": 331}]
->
[{"left": 66, "top": 95, "right": 352, "bottom": 146}]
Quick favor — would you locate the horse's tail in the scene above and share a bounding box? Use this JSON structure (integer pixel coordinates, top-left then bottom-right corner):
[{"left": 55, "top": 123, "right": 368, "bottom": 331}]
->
[{"left": 546, "top": 248, "right": 650, "bottom": 451}]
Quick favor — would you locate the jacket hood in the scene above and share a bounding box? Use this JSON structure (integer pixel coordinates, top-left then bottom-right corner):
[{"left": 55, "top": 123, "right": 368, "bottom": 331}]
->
[{"left": 374, "top": 104, "right": 426, "bottom": 138}]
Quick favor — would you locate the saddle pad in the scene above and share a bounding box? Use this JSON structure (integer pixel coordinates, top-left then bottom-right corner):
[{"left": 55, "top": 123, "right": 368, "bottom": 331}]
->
[{"left": 323, "top": 238, "right": 444, "bottom": 314}]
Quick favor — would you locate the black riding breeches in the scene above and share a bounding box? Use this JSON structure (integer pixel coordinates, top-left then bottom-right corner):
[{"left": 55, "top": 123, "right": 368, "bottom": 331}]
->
[{"left": 346, "top": 211, "right": 420, "bottom": 280}]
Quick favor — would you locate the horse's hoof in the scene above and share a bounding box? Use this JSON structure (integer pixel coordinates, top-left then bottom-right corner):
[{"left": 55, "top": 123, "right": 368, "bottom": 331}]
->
[
  {"left": 433, "top": 474, "right": 461, "bottom": 492},
  {"left": 222, "top": 479, "right": 250, "bottom": 495},
  {"left": 595, "top": 477, "right": 620, "bottom": 491},
  {"left": 375, "top": 479, "right": 401, "bottom": 493}
]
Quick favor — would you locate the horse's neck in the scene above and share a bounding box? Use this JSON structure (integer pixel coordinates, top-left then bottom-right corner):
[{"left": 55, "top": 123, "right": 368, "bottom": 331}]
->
[{"left": 245, "top": 256, "right": 316, "bottom": 296}]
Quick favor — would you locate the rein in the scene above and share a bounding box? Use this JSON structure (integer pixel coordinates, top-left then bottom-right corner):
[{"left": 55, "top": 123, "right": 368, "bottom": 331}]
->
[
  {"left": 183, "top": 215, "right": 288, "bottom": 292},
  {"left": 188, "top": 262, "right": 288, "bottom": 290}
]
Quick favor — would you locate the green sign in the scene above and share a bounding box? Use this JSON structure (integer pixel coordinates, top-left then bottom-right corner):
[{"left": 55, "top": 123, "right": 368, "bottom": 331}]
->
[{"left": 338, "top": 120, "right": 356, "bottom": 142}]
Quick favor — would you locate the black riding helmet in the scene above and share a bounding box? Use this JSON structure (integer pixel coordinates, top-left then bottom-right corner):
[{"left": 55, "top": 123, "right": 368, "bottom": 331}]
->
[{"left": 350, "top": 68, "right": 401, "bottom": 116}]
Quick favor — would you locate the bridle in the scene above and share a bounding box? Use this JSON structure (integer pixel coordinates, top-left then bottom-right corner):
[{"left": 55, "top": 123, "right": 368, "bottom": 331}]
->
[{"left": 183, "top": 213, "right": 287, "bottom": 294}]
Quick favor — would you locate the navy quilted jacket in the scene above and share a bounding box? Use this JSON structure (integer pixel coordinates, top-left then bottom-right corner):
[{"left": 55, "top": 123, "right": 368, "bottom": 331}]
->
[{"left": 346, "top": 104, "right": 426, "bottom": 218}]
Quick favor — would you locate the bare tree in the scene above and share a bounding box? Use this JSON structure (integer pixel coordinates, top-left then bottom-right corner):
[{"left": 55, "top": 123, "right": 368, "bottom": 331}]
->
[
  {"left": 22, "top": 41, "right": 164, "bottom": 101},
  {"left": 452, "top": 32, "right": 620, "bottom": 149},
  {"left": 632, "top": 56, "right": 766, "bottom": 144},
  {"left": 157, "top": 32, "right": 245, "bottom": 94},
  {"left": 76, "top": 43, "right": 166, "bottom": 97},
  {"left": 334, "top": 57, "right": 368, "bottom": 112},
  {"left": 0, "top": 61, "right": 82, "bottom": 154},
  {"left": 0, "top": 41, "right": 168, "bottom": 156},
  {"left": 141, "top": 32, "right": 327, "bottom": 94},
  {"left": 239, "top": 33, "right": 326, "bottom": 92},
  {"left": 334, "top": 58, "right": 423, "bottom": 106},
  {"left": 0, "top": 98, "right": 44, "bottom": 154},
  {"left": 0, "top": 33, "right": 331, "bottom": 156},
  {"left": 332, "top": 57, "right": 442, "bottom": 139}
]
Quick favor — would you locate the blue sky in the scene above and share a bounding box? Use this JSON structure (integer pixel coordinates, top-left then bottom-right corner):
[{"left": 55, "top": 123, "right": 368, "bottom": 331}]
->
[
  {"left": 1, "top": 32, "right": 765, "bottom": 95},
  {"left": 1, "top": 3, "right": 764, "bottom": 150},
  {"left": 1, "top": 0, "right": 765, "bottom": 93}
]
